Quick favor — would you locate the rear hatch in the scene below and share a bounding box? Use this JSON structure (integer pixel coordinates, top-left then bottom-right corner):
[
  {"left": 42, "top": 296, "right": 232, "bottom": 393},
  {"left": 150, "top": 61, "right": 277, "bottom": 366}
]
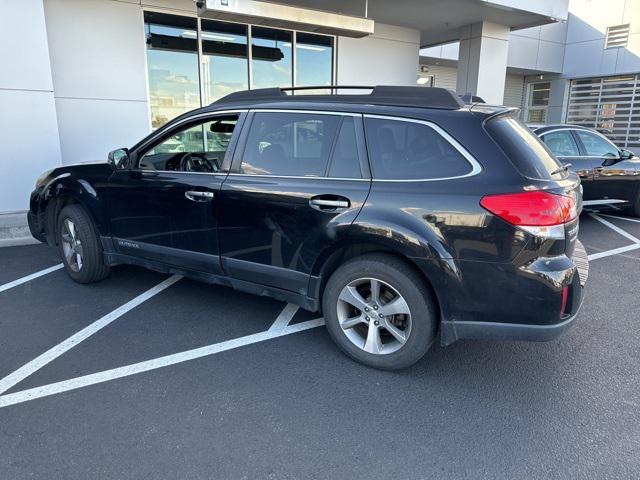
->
[{"left": 483, "top": 112, "right": 582, "bottom": 257}]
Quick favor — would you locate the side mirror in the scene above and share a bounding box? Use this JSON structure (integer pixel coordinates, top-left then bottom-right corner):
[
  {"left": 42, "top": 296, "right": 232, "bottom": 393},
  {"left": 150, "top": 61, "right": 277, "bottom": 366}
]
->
[
  {"left": 108, "top": 148, "right": 130, "bottom": 169},
  {"left": 620, "top": 148, "right": 635, "bottom": 160}
]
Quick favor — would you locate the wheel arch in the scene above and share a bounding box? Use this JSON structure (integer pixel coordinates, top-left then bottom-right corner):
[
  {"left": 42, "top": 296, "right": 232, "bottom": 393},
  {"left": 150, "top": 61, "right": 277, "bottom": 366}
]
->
[
  {"left": 310, "top": 238, "right": 444, "bottom": 323},
  {"left": 42, "top": 183, "right": 103, "bottom": 247}
]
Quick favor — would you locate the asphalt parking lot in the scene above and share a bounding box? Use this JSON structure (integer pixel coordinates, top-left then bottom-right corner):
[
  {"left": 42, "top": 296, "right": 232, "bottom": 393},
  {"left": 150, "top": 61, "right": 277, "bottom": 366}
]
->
[{"left": 1, "top": 208, "right": 640, "bottom": 480}]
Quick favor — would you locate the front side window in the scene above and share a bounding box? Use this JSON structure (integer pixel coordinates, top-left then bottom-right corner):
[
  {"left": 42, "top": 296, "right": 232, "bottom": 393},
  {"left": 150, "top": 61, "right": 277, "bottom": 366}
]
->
[
  {"left": 139, "top": 116, "right": 238, "bottom": 172},
  {"left": 364, "top": 117, "right": 472, "bottom": 180},
  {"left": 240, "top": 112, "right": 341, "bottom": 176},
  {"left": 541, "top": 131, "right": 580, "bottom": 157},
  {"left": 575, "top": 130, "right": 619, "bottom": 157}
]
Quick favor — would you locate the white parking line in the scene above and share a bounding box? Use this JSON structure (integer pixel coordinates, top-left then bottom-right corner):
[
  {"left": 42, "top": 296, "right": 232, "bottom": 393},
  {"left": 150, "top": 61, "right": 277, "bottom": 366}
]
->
[
  {"left": 0, "top": 317, "right": 325, "bottom": 409},
  {"left": 0, "top": 274, "right": 182, "bottom": 395},
  {"left": 268, "top": 303, "right": 300, "bottom": 332},
  {"left": 582, "top": 199, "right": 627, "bottom": 206},
  {"left": 598, "top": 213, "right": 640, "bottom": 224},
  {"left": 587, "top": 243, "right": 640, "bottom": 261},
  {"left": 589, "top": 213, "right": 640, "bottom": 243},
  {"left": 0, "top": 264, "right": 63, "bottom": 294}
]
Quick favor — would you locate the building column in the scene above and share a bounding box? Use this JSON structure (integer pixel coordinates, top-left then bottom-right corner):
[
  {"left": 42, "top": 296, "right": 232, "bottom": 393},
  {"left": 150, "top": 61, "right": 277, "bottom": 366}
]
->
[{"left": 456, "top": 22, "right": 510, "bottom": 105}]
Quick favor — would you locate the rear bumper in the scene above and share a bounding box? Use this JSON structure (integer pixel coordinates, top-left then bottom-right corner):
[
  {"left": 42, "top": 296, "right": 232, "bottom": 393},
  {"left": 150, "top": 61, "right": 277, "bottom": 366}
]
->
[
  {"left": 441, "top": 306, "right": 581, "bottom": 343},
  {"left": 439, "top": 240, "right": 589, "bottom": 345}
]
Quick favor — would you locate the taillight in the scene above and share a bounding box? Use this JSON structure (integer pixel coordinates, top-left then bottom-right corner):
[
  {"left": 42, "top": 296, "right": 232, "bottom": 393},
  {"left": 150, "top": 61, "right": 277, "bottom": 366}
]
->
[{"left": 480, "top": 191, "right": 577, "bottom": 239}]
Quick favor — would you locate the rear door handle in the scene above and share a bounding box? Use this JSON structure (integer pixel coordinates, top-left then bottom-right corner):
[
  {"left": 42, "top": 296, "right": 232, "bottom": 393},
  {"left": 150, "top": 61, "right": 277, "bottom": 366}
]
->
[
  {"left": 309, "top": 196, "right": 350, "bottom": 211},
  {"left": 185, "top": 190, "right": 214, "bottom": 202}
]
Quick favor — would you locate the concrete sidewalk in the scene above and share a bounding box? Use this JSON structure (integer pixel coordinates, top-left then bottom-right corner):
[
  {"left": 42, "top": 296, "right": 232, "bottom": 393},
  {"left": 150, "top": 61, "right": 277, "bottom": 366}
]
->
[{"left": 0, "top": 212, "right": 38, "bottom": 247}]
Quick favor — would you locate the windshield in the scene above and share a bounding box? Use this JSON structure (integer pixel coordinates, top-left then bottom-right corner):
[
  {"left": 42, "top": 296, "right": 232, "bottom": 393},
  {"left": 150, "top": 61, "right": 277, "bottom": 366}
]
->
[{"left": 485, "top": 114, "right": 563, "bottom": 180}]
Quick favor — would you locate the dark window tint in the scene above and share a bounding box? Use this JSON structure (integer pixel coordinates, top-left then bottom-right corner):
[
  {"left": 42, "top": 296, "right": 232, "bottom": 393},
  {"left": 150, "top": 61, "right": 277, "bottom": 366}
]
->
[
  {"left": 575, "top": 130, "right": 619, "bottom": 156},
  {"left": 327, "top": 117, "right": 362, "bottom": 178},
  {"left": 486, "top": 115, "right": 562, "bottom": 179},
  {"left": 241, "top": 112, "right": 340, "bottom": 176},
  {"left": 541, "top": 130, "right": 580, "bottom": 157},
  {"left": 364, "top": 117, "right": 472, "bottom": 180}
]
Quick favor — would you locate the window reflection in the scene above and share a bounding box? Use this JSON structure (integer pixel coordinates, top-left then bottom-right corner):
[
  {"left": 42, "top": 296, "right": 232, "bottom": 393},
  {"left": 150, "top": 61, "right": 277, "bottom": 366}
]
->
[
  {"left": 201, "top": 20, "right": 248, "bottom": 104},
  {"left": 144, "top": 12, "right": 200, "bottom": 129},
  {"left": 251, "top": 27, "right": 292, "bottom": 89},
  {"left": 296, "top": 32, "right": 333, "bottom": 92}
]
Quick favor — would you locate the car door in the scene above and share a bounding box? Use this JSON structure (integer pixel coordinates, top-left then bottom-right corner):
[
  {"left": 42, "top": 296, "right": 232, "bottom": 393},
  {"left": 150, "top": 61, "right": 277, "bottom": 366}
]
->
[
  {"left": 107, "top": 111, "right": 246, "bottom": 274},
  {"left": 539, "top": 128, "right": 593, "bottom": 177},
  {"left": 216, "top": 110, "right": 371, "bottom": 296},
  {"left": 573, "top": 129, "right": 633, "bottom": 201}
]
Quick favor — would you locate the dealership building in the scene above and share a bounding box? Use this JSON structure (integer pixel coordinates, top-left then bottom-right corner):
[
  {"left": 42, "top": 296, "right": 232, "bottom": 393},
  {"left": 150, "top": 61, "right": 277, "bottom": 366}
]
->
[{"left": 1, "top": 0, "right": 638, "bottom": 237}]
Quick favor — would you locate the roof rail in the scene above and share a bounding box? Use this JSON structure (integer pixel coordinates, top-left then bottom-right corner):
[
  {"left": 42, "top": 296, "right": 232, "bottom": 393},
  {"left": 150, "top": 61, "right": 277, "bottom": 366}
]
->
[{"left": 214, "top": 85, "right": 465, "bottom": 110}]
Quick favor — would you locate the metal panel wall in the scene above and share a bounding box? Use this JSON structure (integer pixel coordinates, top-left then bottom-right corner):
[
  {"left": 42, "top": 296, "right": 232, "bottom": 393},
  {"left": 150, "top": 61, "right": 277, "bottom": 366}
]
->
[{"left": 567, "top": 75, "right": 639, "bottom": 149}]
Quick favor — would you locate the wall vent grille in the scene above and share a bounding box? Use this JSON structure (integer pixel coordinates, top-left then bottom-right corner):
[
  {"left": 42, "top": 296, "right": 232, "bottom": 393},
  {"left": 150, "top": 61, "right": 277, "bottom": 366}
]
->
[{"left": 605, "top": 24, "right": 630, "bottom": 49}]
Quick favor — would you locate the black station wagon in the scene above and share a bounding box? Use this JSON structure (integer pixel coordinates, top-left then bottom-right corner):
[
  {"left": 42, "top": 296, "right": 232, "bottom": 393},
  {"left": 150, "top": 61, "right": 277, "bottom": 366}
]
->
[{"left": 28, "top": 86, "right": 589, "bottom": 370}]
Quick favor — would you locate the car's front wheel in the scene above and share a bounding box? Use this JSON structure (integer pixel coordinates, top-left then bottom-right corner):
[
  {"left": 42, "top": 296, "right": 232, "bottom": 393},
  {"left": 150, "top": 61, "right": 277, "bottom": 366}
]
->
[
  {"left": 627, "top": 189, "right": 640, "bottom": 217},
  {"left": 322, "top": 254, "right": 437, "bottom": 370},
  {"left": 57, "top": 204, "right": 110, "bottom": 283}
]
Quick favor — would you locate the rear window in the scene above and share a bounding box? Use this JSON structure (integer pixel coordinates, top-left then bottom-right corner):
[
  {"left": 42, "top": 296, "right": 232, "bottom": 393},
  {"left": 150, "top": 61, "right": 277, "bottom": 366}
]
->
[
  {"left": 485, "top": 115, "right": 563, "bottom": 179},
  {"left": 364, "top": 117, "right": 473, "bottom": 180}
]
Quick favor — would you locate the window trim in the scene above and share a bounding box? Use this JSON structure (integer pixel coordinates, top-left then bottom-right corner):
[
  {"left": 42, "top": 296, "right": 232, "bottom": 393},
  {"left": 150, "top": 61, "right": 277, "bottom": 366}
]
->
[
  {"left": 363, "top": 114, "right": 482, "bottom": 182},
  {"left": 229, "top": 109, "right": 370, "bottom": 181}
]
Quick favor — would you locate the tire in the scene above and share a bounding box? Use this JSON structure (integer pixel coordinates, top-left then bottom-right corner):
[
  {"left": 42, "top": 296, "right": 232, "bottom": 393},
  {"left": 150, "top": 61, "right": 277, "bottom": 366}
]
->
[
  {"left": 626, "top": 190, "right": 640, "bottom": 217},
  {"left": 322, "top": 253, "right": 437, "bottom": 370},
  {"left": 56, "top": 204, "right": 110, "bottom": 283}
]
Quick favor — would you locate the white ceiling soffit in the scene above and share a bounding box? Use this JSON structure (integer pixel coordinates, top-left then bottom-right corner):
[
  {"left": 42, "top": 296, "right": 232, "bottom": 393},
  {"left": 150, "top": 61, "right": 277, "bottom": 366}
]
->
[
  {"left": 199, "top": 0, "right": 375, "bottom": 37},
  {"left": 247, "top": 0, "right": 569, "bottom": 47}
]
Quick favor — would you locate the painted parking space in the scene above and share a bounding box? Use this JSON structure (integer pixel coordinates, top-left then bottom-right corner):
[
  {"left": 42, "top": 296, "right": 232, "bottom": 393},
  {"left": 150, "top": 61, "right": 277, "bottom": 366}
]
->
[
  {"left": 8, "top": 279, "right": 290, "bottom": 393},
  {"left": 0, "top": 265, "right": 169, "bottom": 380},
  {"left": 1, "top": 213, "right": 639, "bottom": 479},
  {"left": 0, "top": 243, "right": 60, "bottom": 285}
]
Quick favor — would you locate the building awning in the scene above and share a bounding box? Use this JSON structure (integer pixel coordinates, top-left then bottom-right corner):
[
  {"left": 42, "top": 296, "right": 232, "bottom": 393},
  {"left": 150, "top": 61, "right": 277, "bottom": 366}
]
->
[
  {"left": 220, "top": 0, "right": 569, "bottom": 47},
  {"left": 199, "top": 0, "right": 375, "bottom": 38}
]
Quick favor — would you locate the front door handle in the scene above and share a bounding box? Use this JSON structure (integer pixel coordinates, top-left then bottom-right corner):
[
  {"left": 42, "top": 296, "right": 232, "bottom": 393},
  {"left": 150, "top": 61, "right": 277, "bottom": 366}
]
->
[
  {"left": 185, "top": 190, "right": 214, "bottom": 202},
  {"left": 309, "top": 196, "right": 350, "bottom": 211}
]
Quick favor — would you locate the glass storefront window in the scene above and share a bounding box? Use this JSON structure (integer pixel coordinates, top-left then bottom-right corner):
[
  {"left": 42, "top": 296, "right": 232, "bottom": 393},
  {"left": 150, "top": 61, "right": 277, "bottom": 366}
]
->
[
  {"left": 201, "top": 20, "right": 248, "bottom": 104},
  {"left": 251, "top": 27, "right": 292, "bottom": 89},
  {"left": 295, "top": 32, "right": 333, "bottom": 90},
  {"left": 144, "top": 12, "right": 201, "bottom": 129},
  {"left": 142, "top": 14, "right": 335, "bottom": 129}
]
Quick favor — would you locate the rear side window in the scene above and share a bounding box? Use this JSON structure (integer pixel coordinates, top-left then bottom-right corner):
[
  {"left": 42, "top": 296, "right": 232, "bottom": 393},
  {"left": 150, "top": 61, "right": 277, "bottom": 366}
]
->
[
  {"left": 241, "top": 112, "right": 340, "bottom": 176},
  {"left": 364, "top": 117, "right": 473, "bottom": 180},
  {"left": 540, "top": 130, "right": 580, "bottom": 157},
  {"left": 486, "top": 115, "right": 562, "bottom": 179}
]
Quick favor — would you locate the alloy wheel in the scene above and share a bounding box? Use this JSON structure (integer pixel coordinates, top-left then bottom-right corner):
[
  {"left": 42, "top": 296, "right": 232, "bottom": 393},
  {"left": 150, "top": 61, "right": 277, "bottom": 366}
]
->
[
  {"left": 336, "top": 277, "right": 412, "bottom": 355},
  {"left": 61, "top": 218, "right": 83, "bottom": 272}
]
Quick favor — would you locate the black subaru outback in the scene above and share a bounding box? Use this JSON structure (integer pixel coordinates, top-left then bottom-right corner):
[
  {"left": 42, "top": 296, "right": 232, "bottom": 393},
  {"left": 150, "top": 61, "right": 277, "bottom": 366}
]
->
[{"left": 28, "top": 86, "right": 589, "bottom": 370}]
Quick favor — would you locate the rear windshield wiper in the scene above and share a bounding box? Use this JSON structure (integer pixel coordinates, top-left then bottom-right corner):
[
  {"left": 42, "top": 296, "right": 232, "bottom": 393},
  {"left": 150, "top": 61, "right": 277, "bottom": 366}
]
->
[{"left": 550, "top": 163, "right": 572, "bottom": 176}]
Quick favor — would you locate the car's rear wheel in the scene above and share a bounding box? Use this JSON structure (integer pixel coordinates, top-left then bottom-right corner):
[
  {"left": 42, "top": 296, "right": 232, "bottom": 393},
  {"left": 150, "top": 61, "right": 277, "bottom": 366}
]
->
[
  {"left": 322, "top": 254, "right": 437, "bottom": 370},
  {"left": 57, "top": 204, "right": 110, "bottom": 283}
]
